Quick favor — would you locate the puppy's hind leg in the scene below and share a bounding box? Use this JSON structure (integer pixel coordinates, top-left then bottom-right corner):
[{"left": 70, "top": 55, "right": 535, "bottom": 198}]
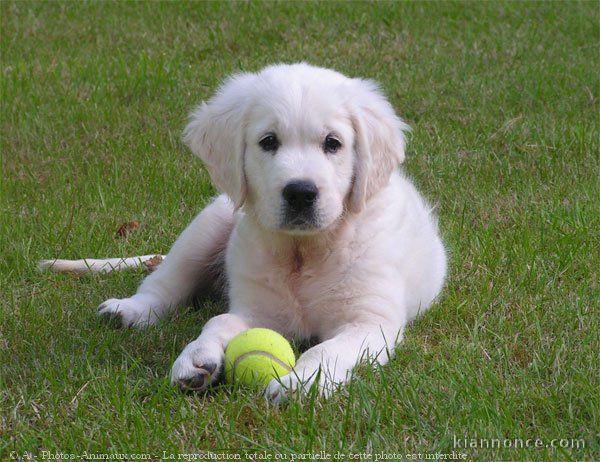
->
[{"left": 98, "top": 195, "right": 235, "bottom": 328}]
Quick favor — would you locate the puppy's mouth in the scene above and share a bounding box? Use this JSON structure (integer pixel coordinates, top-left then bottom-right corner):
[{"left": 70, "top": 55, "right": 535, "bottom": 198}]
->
[{"left": 280, "top": 209, "right": 322, "bottom": 233}]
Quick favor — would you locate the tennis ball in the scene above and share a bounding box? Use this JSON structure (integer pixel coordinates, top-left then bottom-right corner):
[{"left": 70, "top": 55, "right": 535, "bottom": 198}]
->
[{"left": 225, "top": 328, "right": 295, "bottom": 387}]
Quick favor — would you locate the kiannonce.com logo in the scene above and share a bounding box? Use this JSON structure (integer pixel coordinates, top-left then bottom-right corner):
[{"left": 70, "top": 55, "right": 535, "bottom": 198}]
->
[{"left": 453, "top": 436, "right": 586, "bottom": 450}]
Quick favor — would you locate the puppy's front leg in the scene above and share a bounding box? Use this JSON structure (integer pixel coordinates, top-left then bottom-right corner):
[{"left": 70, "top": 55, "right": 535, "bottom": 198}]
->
[
  {"left": 98, "top": 195, "right": 234, "bottom": 328},
  {"left": 170, "top": 313, "right": 250, "bottom": 391},
  {"left": 265, "top": 320, "right": 404, "bottom": 403}
]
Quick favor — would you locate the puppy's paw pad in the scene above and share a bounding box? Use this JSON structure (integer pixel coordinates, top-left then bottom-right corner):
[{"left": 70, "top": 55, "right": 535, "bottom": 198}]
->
[
  {"left": 171, "top": 349, "right": 223, "bottom": 392},
  {"left": 176, "top": 370, "right": 212, "bottom": 391},
  {"left": 179, "top": 361, "right": 219, "bottom": 391}
]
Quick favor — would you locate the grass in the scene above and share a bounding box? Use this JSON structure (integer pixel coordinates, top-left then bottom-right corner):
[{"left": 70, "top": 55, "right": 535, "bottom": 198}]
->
[{"left": 1, "top": 1, "right": 598, "bottom": 460}]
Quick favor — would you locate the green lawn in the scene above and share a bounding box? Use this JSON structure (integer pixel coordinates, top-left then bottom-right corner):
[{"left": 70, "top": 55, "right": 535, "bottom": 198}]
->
[{"left": 1, "top": 1, "right": 598, "bottom": 460}]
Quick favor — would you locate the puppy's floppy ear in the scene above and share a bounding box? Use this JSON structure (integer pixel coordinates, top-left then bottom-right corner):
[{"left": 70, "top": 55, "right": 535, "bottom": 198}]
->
[
  {"left": 183, "top": 73, "right": 257, "bottom": 209},
  {"left": 348, "top": 79, "right": 410, "bottom": 213}
]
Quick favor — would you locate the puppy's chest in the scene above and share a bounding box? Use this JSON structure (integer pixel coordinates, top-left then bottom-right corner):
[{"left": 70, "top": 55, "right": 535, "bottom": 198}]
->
[
  {"left": 285, "top": 249, "right": 336, "bottom": 297},
  {"left": 229, "top": 226, "right": 364, "bottom": 336},
  {"left": 256, "top": 245, "right": 352, "bottom": 307}
]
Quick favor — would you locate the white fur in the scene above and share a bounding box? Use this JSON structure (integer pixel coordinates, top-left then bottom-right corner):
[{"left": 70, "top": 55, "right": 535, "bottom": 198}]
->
[{"left": 42, "top": 64, "right": 446, "bottom": 402}]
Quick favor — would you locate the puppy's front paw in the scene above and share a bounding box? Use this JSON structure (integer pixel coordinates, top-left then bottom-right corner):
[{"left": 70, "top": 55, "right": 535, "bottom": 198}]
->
[
  {"left": 171, "top": 342, "right": 223, "bottom": 392},
  {"left": 97, "top": 295, "right": 161, "bottom": 328},
  {"left": 264, "top": 366, "right": 344, "bottom": 404},
  {"left": 264, "top": 369, "right": 322, "bottom": 404}
]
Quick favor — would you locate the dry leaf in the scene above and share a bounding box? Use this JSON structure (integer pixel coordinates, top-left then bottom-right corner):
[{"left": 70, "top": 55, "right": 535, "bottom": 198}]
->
[
  {"left": 116, "top": 220, "right": 140, "bottom": 237},
  {"left": 143, "top": 255, "right": 163, "bottom": 272}
]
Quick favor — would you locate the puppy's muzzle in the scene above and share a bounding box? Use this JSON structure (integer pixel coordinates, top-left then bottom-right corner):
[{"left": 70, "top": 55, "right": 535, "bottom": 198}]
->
[{"left": 281, "top": 180, "right": 319, "bottom": 228}]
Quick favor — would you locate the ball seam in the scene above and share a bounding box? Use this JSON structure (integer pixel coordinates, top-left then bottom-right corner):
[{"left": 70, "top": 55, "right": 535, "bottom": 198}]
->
[{"left": 233, "top": 350, "right": 293, "bottom": 373}]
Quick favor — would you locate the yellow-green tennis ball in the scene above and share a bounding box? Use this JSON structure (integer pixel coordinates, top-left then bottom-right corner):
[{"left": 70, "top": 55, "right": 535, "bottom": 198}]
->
[{"left": 225, "top": 328, "right": 295, "bottom": 387}]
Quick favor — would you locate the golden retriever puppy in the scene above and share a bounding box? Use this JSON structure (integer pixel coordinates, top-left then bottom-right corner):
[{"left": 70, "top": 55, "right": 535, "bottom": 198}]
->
[{"left": 42, "top": 64, "right": 447, "bottom": 402}]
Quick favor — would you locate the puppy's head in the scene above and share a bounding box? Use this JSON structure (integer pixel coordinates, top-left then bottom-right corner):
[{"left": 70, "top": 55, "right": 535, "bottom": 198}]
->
[{"left": 184, "top": 63, "right": 409, "bottom": 235}]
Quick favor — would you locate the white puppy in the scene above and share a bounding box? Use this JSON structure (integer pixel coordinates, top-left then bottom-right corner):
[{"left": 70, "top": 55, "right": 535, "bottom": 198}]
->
[{"left": 43, "top": 64, "right": 447, "bottom": 402}]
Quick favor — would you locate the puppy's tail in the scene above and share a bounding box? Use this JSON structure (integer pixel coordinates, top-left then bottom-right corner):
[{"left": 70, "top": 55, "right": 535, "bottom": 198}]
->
[{"left": 38, "top": 255, "right": 165, "bottom": 275}]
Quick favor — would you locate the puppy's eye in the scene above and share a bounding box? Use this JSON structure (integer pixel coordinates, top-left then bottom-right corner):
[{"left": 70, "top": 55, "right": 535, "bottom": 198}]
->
[
  {"left": 323, "top": 135, "right": 342, "bottom": 154},
  {"left": 259, "top": 134, "right": 280, "bottom": 152}
]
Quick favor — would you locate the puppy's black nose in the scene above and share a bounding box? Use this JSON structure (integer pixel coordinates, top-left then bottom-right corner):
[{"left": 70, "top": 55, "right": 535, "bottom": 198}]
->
[{"left": 282, "top": 180, "right": 319, "bottom": 211}]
